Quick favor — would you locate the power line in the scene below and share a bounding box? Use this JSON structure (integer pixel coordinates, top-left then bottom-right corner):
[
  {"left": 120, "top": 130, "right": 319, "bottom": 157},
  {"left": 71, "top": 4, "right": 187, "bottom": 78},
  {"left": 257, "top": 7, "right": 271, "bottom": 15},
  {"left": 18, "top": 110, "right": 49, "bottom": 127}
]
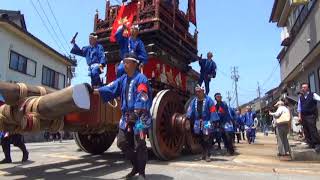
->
[
  {"left": 261, "top": 63, "right": 280, "bottom": 88},
  {"left": 217, "top": 68, "right": 229, "bottom": 78},
  {"left": 35, "top": 0, "right": 69, "bottom": 55},
  {"left": 45, "top": 0, "right": 71, "bottom": 50},
  {"left": 226, "top": 91, "right": 232, "bottom": 107},
  {"left": 29, "top": 0, "right": 65, "bottom": 54},
  {"left": 231, "top": 97, "right": 236, "bottom": 107}
]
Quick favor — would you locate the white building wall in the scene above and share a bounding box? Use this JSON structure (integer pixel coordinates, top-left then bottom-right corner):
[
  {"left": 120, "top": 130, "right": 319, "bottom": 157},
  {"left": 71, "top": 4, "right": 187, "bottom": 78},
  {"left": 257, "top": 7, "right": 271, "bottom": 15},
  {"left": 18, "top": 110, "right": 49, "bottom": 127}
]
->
[
  {"left": 0, "top": 27, "right": 67, "bottom": 89},
  {"left": 281, "top": 1, "right": 320, "bottom": 81}
]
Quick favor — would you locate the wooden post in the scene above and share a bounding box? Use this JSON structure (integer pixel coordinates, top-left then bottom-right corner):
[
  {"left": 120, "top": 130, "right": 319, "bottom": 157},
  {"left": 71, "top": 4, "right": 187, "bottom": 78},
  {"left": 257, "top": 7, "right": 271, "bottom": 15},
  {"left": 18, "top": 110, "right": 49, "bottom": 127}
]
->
[
  {"left": 105, "top": 0, "right": 110, "bottom": 21},
  {"left": 0, "top": 81, "right": 53, "bottom": 106},
  {"left": 155, "top": 0, "right": 160, "bottom": 29},
  {"left": 173, "top": 0, "right": 176, "bottom": 29},
  {"left": 155, "top": 0, "right": 160, "bottom": 17},
  {"left": 137, "top": 1, "right": 141, "bottom": 22},
  {"left": 141, "top": 0, "right": 145, "bottom": 10},
  {"left": 94, "top": 9, "right": 99, "bottom": 32}
]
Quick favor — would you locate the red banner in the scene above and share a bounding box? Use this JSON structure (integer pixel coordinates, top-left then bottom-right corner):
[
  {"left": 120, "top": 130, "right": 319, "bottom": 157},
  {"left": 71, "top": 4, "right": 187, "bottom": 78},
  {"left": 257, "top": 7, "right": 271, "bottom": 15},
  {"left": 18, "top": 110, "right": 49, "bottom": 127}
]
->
[
  {"left": 188, "top": 0, "right": 197, "bottom": 26},
  {"left": 106, "top": 58, "right": 188, "bottom": 92},
  {"left": 109, "top": 2, "right": 137, "bottom": 42}
]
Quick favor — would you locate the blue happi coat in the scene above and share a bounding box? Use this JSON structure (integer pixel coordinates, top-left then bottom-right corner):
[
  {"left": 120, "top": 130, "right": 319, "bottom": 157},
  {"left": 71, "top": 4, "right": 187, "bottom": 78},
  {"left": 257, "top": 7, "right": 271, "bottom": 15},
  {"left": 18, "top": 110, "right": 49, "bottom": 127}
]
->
[
  {"left": 98, "top": 71, "right": 152, "bottom": 134},
  {"left": 71, "top": 44, "right": 106, "bottom": 66},
  {"left": 244, "top": 111, "right": 256, "bottom": 127},
  {"left": 236, "top": 114, "right": 245, "bottom": 131},
  {"left": 186, "top": 96, "right": 219, "bottom": 135},
  {"left": 116, "top": 27, "right": 148, "bottom": 77},
  {"left": 199, "top": 59, "right": 216, "bottom": 77},
  {"left": 228, "top": 107, "right": 237, "bottom": 132},
  {"left": 70, "top": 43, "right": 106, "bottom": 86},
  {"left": 214, "top": 101, "right": 234, "bottom": 132},
  {"left": 198, "top": 58, "right": 216, "bottom": 94}
]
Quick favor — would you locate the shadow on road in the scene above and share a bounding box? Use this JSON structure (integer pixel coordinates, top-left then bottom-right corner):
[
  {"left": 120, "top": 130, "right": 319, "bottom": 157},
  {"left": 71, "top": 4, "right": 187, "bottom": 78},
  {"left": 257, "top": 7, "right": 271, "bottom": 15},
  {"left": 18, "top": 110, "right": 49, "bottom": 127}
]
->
[
  {"left": 0, "top": 150, "right": 175, "bottom": 180},
  {"left": 1, "top": 152, "right": 131, "bottom": 180},
  {"left": 0, "top": 144, "right": 241, "bottom": 179}
]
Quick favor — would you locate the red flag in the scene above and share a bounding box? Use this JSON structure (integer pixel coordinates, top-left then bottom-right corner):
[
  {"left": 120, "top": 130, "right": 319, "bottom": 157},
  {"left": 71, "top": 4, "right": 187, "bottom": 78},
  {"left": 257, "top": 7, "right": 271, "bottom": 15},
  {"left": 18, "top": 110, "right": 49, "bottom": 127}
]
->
[
  {"left": 188, "top": 0, "right": 197, "bottom": 26},
  {"left": 110, "top": 2, "right": 137, "bottom": 42}
]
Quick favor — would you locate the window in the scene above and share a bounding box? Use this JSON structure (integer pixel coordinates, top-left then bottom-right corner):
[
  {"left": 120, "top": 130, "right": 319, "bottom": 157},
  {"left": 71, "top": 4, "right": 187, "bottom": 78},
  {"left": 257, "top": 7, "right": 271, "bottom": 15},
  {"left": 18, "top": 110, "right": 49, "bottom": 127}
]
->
[
  {"left": 308, "top": 0, "right": 316, "bottom": 10},
  {"left": 9, "top": 51, "right": 36, "bottom": 76},
  {"left": 42, "top": 66, "right": 65, "bottom": 89},
  {"left": 287, "top": 0, "right": 317, "bottom": 40},
  {"left": 308, "top": 72, "right": 316, "bottom": 93}
]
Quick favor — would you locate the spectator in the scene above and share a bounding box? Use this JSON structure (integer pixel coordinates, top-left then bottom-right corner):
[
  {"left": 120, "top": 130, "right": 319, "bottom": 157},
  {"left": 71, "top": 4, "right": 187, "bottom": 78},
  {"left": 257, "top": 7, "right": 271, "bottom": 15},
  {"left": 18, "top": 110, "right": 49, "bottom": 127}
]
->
[
  {"left": 269, "top": 100, "right": 291, "bottom": 157},
  {"left": 297, "top": 83, "right": 320, "bottom": 152}
]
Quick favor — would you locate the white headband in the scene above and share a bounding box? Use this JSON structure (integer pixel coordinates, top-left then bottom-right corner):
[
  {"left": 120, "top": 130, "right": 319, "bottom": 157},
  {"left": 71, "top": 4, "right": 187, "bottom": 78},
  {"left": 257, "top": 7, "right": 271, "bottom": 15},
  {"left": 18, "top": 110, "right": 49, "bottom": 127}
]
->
[
  {"left": 124, "top": 57, "right": 139, "bottom": 63},
  {"left": 195, "top": 84, "right": 205, "bottom": 91},
  {"left": 89, "top": 34, "right": 98, "bottom": 39},
  {"left": 131, "top": 25, "right": 139, "bottom": 30}
]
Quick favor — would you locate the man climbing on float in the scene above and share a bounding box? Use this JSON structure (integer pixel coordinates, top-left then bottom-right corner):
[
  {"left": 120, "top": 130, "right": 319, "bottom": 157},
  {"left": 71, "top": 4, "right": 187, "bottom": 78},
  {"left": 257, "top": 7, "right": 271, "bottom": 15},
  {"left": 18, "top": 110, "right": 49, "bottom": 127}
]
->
[
  {"left": 198, "top": 52, "right": 217, "bottom": 95},
  {"left": 70, "top": 33, "right": 106, "bottom": 87},
  {"left": 186, "top": 84, "right": 219, "bottom": 162},
  {"left": 115, "top": 24, "right": 148, "bottom": 77},
  {"left": 96, "top": 52, "right": 152, "bottom": 179}
]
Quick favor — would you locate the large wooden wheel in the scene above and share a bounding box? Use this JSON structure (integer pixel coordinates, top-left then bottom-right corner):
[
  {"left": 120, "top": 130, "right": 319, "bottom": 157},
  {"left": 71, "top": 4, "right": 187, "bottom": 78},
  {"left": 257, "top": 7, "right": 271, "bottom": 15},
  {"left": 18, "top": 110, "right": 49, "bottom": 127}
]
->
[
  {"left": 149, "top": 90, "right": 186, "bottom": 160},
  {"left": 184, "top": 96, "right": 203, "bottom": 154},
  {"left": 74, "top": 130, "right": 117, "bottom": 155}
]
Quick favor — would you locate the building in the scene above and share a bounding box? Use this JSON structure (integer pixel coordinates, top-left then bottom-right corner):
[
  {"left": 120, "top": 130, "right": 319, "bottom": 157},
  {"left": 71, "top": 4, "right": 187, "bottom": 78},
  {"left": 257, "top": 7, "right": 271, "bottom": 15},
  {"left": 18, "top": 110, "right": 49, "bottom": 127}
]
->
[
  {"left": 0, "top": 10, "right": 76, "bottom": 141},
  {"left": 270, "top": 0, "right": 320, "bottom": 128},
  {"left": 0, "top": 10, "right": 75, "bottom": 90}
]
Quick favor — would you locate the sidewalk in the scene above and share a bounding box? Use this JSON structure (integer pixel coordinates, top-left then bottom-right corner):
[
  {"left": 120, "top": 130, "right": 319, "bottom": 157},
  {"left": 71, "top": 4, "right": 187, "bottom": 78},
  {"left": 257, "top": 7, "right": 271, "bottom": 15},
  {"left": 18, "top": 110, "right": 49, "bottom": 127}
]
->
[{"left": 288, "top": 134, "right": 320, "bottom": 161}]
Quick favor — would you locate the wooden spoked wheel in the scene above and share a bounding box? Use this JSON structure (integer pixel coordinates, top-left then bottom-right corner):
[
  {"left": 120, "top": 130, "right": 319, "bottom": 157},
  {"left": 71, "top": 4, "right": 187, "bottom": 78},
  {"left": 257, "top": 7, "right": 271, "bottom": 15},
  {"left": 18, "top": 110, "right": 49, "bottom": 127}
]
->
[
  {"left": 184, "top": 96, "right": 203, "bottom": 154},
  {"left": 149, "top": 90, "right": 185, "bottom": 160}
]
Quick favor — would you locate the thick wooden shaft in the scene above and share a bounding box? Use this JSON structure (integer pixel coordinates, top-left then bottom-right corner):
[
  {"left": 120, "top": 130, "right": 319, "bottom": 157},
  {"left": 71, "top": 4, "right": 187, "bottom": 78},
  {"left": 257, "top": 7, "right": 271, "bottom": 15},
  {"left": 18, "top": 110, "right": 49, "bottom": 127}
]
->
[
  {"left": 37, "top": 84, "right": 91, "bottom": 119},
  {"left": 0, "top": 81, "right": 53, "bottom": 105}
]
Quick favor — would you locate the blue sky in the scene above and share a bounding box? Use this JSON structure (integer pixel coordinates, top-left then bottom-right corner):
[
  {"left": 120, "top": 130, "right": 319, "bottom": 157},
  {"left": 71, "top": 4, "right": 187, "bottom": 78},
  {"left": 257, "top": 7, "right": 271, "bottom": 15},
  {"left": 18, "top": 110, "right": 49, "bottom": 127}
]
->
[{"left": 1, "top": 0, "right": 281, "bottom": 106}]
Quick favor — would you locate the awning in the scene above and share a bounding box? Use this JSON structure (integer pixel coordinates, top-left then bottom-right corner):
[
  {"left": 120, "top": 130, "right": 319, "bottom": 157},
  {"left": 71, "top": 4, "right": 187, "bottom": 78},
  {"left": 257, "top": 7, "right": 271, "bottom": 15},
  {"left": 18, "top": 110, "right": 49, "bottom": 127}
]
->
[{"left": 285, "top": 95, "right": 298, "bottom": 104}]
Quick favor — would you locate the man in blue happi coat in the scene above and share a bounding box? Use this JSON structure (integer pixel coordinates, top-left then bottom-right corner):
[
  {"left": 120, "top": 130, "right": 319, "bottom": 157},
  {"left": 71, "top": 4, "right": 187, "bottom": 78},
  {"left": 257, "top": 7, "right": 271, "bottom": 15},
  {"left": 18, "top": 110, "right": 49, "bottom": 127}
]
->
[
  {"left": 213, "top": 93, "right": 235, "bottom": 155},
  {"left": 228, "top": 107, "right": 238, "bottom": 143},
  {"left": 186, "top": 84, "right": 219, "bottom": 162},
  {"left": 198, "top": 52, "right": 217, "bottom": 95},
  {"left": 244, "top": 106, "right": 257, "bottom": 144},
  {"left": 234, "top": 108, "right": 243, "bottom": 143},
  {"left": 116, "top": 24, "right": 148, "bottom": 78},
  {"left": 97, "top": 53, "right": 151, "bottom": 179},
  {"left": 71, "top": 33, "right": 106, "bottom": 87},
  {"left": 236, "top": 109, "right": 246, "bottom": 141}
]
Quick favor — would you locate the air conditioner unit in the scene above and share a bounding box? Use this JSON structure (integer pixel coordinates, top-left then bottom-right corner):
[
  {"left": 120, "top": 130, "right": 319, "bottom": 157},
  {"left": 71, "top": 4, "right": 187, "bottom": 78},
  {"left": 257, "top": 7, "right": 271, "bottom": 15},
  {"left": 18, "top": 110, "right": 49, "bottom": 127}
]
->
[
  {"left": 71, "top": 66, "right": 76, "bottom": 73},
  {"left": 291, "top": 0, "right": 309, "bottom": 6},
  {"left": 281, "top": 27, "right": 290, "bottom": 42}
]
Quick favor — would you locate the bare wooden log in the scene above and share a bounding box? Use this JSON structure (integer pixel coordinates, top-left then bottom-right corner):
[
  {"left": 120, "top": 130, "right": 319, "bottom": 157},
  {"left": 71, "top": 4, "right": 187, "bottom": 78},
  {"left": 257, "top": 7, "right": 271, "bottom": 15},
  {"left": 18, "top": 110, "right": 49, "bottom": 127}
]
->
[
  {"left": 36, "top": 83, "right": 91, "bottom": 119},
  {"left": 0, "top": 81, "right": 53, "bottom": 105},
  {"left": 0, "top": 84, "right": 91, "bottom": 133}
]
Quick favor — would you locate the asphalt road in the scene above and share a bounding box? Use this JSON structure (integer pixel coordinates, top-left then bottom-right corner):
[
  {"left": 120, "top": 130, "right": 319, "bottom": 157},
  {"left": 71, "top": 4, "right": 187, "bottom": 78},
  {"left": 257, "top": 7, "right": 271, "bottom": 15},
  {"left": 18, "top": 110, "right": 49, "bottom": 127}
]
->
[{"left": 0, "top": 133, "right": 320, "bottom": 180}]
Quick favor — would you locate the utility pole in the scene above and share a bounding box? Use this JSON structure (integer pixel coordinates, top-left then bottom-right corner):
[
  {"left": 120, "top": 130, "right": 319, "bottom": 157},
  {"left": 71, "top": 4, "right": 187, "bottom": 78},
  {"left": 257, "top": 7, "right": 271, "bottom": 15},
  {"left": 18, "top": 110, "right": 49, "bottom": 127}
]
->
[
  {"left": 231, "top": 67, "right": 240, "bottom": 108},
  {"left": 226, "top": 91, "right": 232, "bottom": 107},
  {"left": 257, "top": 82, "right": 262, "bottom": 120}
]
